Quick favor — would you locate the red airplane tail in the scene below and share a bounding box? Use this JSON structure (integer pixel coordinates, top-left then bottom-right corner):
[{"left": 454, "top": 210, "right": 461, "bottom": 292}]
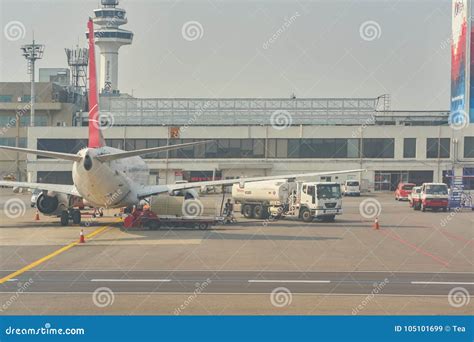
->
[{"left": 87, "top": 18, "right": 105, "bottom": 148}]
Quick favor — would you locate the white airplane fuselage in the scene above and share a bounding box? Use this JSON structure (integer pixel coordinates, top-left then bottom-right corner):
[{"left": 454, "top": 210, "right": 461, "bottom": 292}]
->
[{"left": 72, "top": 147, "right": 149, "bottom": 208}]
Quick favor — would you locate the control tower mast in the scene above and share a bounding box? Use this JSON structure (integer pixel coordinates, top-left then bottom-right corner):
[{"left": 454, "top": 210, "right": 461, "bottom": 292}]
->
[{"left": 87, "top": 0, "right": 133, "bottom": 95}]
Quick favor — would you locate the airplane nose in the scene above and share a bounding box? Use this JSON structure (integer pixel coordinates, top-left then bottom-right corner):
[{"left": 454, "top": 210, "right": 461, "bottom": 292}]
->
[{"left": 84, "top": 154, "right": 93, "bottom": 171}]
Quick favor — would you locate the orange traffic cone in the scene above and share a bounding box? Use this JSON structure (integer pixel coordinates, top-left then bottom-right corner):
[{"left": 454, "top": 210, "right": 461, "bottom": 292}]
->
[
  {"left": 373, "top": 217, "right": 380, "bottom": 230},
  {"left": 79, "top": 229, "right": 85, "bottom": 243},
  {"left": 35, "top": 210, "right": 40, "bottom": 221}
]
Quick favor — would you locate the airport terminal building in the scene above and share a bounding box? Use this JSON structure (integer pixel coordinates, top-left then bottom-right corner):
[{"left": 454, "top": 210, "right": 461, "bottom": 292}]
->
[{"left": 17, "top": 95, "right": 474, "bottom": 192}]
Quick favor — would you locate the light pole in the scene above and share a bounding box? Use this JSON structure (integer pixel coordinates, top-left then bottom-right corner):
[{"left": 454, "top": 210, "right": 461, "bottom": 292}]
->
[{"left": 21, "top": 40, "right": 44, "bottom": 127}]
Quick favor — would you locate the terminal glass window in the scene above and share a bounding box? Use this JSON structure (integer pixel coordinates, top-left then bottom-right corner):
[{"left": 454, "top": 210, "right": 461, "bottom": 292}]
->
[
  {"left": 287, "top": 139, "right": 300, "bottom": 158},
  {"left": 266, "top": 139, "right": 277, "bottom": 158},
  {"left": 20, "top": 95, "right": 36, "bottom": 103},
  {"left": 347, "top": 139, "right": 360, "bottom": 158},
  {"left": 106, "top": 139, "right": 124, "bottom": 150},
  {"left": 276, "top": 139, "right": 288, "bottom": 158},
  {"left": 253, "top": 139, "right": 265, "bottom": 158},
  {"left": 426, "top": 138, "right": 450, "bottom": 158},
  {"left": 0, "top": 95, "right": 12, "bottom": 102},
  {"left": 362, "top": 138, "right": 394, "bottom": 158},
  {"left": 463, "top": 168, "right": 474, "bottom": 190},
  {"left": 464, "top": 137, "right": 474, "bottom": 158},
  {"left": 37, "top": 139, "right": 87, "bottom": 158},
  {"left": 0, "top": 138, "right": 16, "bottom": 146},
  {"left": 403, "top": 138, "right": 416, "bottom": 158},
  {"left": 19, "top": 115, "right": 48, "bottom": 127}
]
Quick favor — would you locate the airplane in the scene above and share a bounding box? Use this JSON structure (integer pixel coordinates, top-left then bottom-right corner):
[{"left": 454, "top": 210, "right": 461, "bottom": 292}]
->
[{"left": 0, "top": 18, "right": 365, "bottom": 226}]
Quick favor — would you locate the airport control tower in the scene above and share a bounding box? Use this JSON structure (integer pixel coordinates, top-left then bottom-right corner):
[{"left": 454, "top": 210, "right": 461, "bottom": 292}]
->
[{"left": 89, "top": 0, "right": 133, "bottom": 94}]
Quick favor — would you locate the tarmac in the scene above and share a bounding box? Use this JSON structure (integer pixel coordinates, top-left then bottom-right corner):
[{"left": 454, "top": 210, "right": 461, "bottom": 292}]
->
[{"left": 0, "top": 189, "right": 472, "bottom": 314}]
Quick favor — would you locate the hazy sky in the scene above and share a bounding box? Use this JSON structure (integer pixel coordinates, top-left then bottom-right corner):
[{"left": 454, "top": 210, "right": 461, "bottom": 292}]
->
[{"left": 0, "top": 0, "right": 451, "bottom": 110}]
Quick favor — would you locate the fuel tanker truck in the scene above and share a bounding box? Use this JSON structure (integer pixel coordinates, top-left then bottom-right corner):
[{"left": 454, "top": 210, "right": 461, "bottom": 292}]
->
[{"left": 231, "top": 180, "right": 342, "bottom": 222}]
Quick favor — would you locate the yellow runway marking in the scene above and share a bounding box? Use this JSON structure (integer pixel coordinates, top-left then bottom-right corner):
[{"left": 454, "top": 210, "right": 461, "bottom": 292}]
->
[{"left": 0, "top": 226, "right": 109, "bottom": 284}]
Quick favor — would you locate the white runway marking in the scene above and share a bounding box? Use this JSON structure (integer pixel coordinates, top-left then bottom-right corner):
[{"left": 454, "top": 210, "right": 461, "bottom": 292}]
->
[
  {"left": 248, "top": 280, "right": 331, "bottom": 284},
  {"left": 91, "top": 279, "right": 171, "bottom": 282},
  {"left": 411, "top": 281, "right": 474, "bottom": 285}
]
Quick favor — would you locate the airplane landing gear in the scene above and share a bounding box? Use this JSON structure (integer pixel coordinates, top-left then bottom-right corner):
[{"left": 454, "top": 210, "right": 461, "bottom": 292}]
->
[
  {"left": 60, "top": 209, "right": 82, "bottom": 226},
  {"left": 72, "top": 209, "right": 81, "bottom": 224},
  {"left": 92, "top": 207, "right": 104, "bottom": 218},
  {"left": 60, "top": 210, "right": 69, "bottom": 226}
]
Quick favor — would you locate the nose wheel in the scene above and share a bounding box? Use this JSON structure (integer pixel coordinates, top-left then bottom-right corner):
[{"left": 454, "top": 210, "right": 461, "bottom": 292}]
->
[{"left": 60, "top": 209, "right": 82, "bottom": 226}]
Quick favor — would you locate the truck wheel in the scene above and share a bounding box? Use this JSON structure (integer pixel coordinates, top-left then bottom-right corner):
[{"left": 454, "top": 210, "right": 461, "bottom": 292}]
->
[
  {"left": 148, "top": 221, "right": 159, "bottom": 230},
  {"left": 253, "top": 205, "right": 264, "bottom": 219},
  {"left": 60, "top": 210, "right": 69, "bottom": 226},
  {"left": 322, "top": 215, "right": 336, "bottom": 222},
  {"left": 72, "top": 210, "right": 81, "bottom": 224},
  {"left": 242, "top": 204, "right": 254, "bottom": 218},
  {"left": 442, "top": 207, "right": 447, "bottom": 212},
  {"left": 197, "top": 222, "right": 209, "bottom": 230},
  {"left": 300, "top": 209, "right": 313, "bottom": 223}
]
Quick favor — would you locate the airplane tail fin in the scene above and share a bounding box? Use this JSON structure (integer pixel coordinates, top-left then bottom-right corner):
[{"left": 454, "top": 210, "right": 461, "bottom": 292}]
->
[{"left": 87, "top": 18, "right": 105, "bottom": 148}]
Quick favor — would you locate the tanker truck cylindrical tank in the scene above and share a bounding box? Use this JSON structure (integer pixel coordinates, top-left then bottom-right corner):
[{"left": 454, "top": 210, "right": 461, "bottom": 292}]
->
[{"left": 231, "top": 180, "right": 294, "bottom": 204}]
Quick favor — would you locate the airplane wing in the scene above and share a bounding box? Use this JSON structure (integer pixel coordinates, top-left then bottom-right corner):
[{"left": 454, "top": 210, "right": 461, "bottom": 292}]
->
[
  {"left": 0, "top": 146, "right": 81, "bottom": 162},
  {"left": 0, "top": 181, "right": 80, "bottom": 197},
  {"left": 95, "top": 140, "right": 213, "bottom": 162},
  {"left": 137, "top": 169, "right": 366, "bottom": 198}
]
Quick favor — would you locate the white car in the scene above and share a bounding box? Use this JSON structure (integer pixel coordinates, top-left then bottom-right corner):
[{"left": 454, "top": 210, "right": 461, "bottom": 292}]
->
[{"left": 343, "top": 180, "right": 360, "bottom": 196}]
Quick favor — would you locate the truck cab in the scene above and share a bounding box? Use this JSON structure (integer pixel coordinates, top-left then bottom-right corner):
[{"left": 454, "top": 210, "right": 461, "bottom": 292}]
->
[
  {"left": 299, "top": 182, "right": 342, "bottom": 222},
  {"left": 342, "top": 180, "right": 360, "bottom": 196},
  {"left": 419, "top": 183, "right": 449, "bottom": 212}
]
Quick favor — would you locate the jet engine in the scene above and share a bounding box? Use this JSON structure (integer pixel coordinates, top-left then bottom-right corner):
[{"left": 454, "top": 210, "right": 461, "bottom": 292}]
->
[
  {"left": 36, "top": 192, "right": 70, "bottom": 215},
  {"left": 171, "top": 188, "right": 199, "bottom": 199}
]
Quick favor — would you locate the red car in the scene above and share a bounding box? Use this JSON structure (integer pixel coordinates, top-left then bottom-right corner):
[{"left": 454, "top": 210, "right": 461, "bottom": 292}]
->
[{"left": 395, "top": 183, "right": 416, "bottom": 201}]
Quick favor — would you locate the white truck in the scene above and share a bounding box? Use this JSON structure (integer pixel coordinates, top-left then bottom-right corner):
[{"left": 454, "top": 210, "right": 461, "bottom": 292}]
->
[
  {"left": 231, "top": 180, "right": 342, "bottom": 222},
  {"left": 419, "top": 182, "right": 449, "bottom": 212},
  {"left": 342, "top": 180, "right": 361, "bottom": 196}
]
